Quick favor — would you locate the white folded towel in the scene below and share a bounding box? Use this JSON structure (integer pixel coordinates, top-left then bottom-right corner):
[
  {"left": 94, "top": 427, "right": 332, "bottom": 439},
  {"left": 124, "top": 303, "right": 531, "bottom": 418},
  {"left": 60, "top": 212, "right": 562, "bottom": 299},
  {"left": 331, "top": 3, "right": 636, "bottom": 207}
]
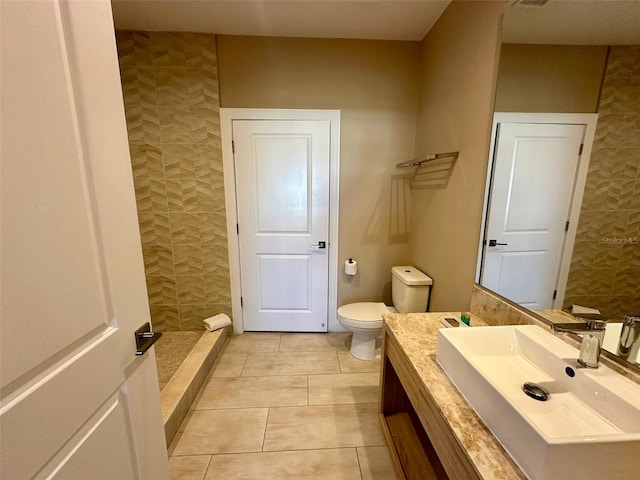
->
[
  {"left": 570, "top": 304, "right": 601, "bottom": 315},
  {"left": 203, "top": 313, "right": 232, "bottom": 331}
]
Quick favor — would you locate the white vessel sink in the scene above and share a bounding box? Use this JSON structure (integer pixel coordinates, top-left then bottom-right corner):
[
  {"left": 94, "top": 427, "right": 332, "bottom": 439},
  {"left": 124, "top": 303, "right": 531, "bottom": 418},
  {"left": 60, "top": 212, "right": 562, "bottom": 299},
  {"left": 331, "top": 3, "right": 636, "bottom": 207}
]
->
[{"left": 436, "top": 325, "right": 640, "bottom": 480}]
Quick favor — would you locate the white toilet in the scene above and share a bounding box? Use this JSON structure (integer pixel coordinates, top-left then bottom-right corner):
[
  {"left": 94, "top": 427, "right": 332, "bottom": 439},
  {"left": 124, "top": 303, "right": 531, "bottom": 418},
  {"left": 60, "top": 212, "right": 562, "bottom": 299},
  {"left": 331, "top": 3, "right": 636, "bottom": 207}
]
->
[{"left": 337, "top": 266, "right": 432, "bottom": 360}]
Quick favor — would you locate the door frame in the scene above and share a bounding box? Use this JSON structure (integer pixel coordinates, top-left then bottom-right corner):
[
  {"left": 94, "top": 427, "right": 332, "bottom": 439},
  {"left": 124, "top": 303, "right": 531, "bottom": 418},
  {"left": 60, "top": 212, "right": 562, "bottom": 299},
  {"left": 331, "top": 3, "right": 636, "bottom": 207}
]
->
[
  {"left": 220, "top": 109, "right": 341, "bottom": 334},
  {"left": 476, "top": 112, "right": 598, "bottom": 309}
]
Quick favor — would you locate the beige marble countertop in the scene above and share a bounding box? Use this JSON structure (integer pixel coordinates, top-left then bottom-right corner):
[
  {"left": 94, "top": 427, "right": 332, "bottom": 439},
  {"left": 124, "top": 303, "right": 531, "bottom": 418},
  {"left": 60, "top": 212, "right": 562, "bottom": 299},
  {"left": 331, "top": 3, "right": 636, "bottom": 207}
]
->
[{"left": 383, "top": 312, "right": 527, "bottom": 480}]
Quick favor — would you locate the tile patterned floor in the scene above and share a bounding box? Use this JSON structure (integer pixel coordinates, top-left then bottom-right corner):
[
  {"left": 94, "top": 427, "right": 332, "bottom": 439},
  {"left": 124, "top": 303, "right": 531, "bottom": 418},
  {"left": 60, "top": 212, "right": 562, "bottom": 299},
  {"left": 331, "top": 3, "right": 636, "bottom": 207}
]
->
[
  {"left": 155, "top": 331, "right": 204, "bottom": 390},
  {"left": 168, "top": 332, "right": 397, "bottom": 479}
]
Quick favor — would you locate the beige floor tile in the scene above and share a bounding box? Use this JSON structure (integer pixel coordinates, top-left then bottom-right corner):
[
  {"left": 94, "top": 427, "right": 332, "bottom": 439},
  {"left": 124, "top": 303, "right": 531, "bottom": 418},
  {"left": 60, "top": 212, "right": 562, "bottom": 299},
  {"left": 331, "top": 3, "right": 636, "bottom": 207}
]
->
[
  {"left": 195, "top": 375, "right": 308, "bottom": 409},
  {"left": 357, "top": 446, "right": 398, "bottom": 480},
  {"left": 205, "top": 449, "right": 362, "bottom": 479},
  {"left": 263, "top": 403, "right": 385, "bottom": 451},
  {"left": 224, "top": 333, "right": 281, "bottom": 353},
  {"left": 172, "top": 408, "right": 268, "bottom": 455},
  {"left": 337, "top": 351, "right": 381, "bottom": 373},
  {"left": 278, "top": 332, "right": 351, "bottom": 352},
  {"left": 308, "top": 372, "right": 380, "bottom": 405},
  {"left": 242, "top": 351, "right": 340, "bottom": 376},
  {"left": 210, "top": 352, "right": 246, "bottom": 377},
  {"left": 169, "top": 455, "right": 211, "bottom": 480}
]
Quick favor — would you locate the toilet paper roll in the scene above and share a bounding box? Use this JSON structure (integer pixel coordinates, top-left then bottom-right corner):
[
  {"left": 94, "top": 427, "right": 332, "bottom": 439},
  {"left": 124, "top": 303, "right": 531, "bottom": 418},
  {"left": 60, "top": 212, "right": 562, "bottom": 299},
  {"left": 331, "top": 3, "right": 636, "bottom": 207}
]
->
[
  {"left": 345, "top": 259, "right": 358, "bottom": 276},
  {"left": 203, "top": 313, "right": 232, "bottom": 332}
]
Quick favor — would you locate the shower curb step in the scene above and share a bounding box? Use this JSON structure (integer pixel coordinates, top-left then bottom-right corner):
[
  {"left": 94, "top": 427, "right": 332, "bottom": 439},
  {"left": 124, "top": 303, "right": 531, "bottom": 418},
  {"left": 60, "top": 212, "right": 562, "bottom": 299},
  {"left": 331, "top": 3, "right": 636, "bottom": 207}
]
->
[{"left": 160, "top": 327, "right": 229, "bottom": 447}]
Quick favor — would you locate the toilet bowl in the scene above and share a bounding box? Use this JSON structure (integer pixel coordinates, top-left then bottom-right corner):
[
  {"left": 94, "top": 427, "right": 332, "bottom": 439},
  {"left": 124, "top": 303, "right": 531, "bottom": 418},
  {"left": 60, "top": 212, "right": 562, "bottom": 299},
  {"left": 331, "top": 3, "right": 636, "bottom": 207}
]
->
[
  {"left": 337, "top": 302, "right": 389, "bottom": 360},
  {"left": 338, "top": 266, "right": 432, "bottom": 360}
]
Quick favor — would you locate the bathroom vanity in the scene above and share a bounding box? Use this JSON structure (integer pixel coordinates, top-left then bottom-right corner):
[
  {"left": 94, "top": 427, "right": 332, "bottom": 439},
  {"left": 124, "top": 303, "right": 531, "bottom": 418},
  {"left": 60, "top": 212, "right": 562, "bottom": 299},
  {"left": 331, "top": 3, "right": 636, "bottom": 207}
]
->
[
  {"left": 379, "top": 312, "right": 527, "bottom": 480},
  {"left": 380, "top": 310, "right": 640, "bottom": 480}
]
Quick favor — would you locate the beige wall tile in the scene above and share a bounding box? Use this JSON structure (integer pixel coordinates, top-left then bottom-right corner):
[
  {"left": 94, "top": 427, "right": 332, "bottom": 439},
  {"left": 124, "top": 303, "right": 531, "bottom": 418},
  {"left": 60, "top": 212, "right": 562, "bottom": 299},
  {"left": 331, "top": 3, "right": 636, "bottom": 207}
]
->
[
  {"left": 308, "top": 372, "right": 379, "bottom": 405},
  {"left": 116, "top": 30, "right": 153, "bottom": 66},
  {"left": 150, "top": 305, "right": 180, "bottom": 331},
  {"left": 120, "top": 65, "right": 156, "bottom": 108},
  {"left": 263, "top": 403, "right": 385, "bottom": 451},
  {"left": 195, "top": 375, "right": 308, "bottom": 409},
  {"left": 175, "top": 275, "right": 210, "bottom": 305},
  {"left": 357, "top": 446, "right": 398, "bottom": 480},
  {"left": 141, "top": 244, "right": 174, "bottom": 277},
  {"left": 129, "top": 144, "right": 163, "bottom": 179},
  {"left": 205, "top": 449, "right": 361, "bottom": 480},
  {"left": 242, "top": 351, "right": 340, "bottom": 376},
  {"left": 172, "top": 408, "right": 268, "bottom": 455},
  {"left": 146, "top": 275, "right": 178, "bottom": 305},
  {"left": 124, "top": 104, "right": 160, "bottom": 144},
  {"left": 169, "top": 213, "right": 201, "bottom": 244},
  {"left": 566, "top": 47, "right": 640, "bottom": 317},
  {"left": 178, "top": 305, "right": 221, "bottom": 330},
  {"left": 133, "top": 177, "right": 169, "bottom": 213},
  {"left": 118, "top": 31, "right": 230, "bottom": 332},
  {"left": 169, "top": 455, "right": 211, "bottom": 480}
]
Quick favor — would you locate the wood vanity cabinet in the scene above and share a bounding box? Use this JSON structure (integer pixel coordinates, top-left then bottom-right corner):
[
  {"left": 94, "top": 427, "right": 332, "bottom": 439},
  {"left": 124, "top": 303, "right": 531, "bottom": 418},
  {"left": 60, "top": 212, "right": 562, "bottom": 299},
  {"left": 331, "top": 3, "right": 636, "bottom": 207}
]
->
[{"left": 379, "top": 327, "right": 483, "bottom": 480}]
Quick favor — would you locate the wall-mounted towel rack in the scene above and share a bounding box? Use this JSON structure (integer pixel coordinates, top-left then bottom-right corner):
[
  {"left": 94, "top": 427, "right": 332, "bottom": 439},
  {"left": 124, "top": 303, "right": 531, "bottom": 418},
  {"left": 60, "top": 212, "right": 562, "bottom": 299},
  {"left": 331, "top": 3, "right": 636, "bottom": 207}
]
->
[
  {"left": 396, "top": 152, "right": 459, "bottom": 168},
  {"left": 396, "top": 152, "right": 459, "bottom": 189}
]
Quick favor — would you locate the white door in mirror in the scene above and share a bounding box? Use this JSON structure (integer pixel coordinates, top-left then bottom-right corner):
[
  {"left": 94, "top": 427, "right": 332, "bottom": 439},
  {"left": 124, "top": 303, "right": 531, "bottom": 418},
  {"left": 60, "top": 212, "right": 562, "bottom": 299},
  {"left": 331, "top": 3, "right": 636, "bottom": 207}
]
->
[{"left": 481, "top": 122, "right": 584, "bottom": 309}]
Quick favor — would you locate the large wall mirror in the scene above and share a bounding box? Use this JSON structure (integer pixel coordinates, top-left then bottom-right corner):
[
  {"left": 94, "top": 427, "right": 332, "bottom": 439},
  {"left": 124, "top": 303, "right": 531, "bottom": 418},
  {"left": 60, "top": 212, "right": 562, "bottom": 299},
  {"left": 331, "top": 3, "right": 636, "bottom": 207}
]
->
[{"left": 477, "top": 1, "right": 640, "bottom": 366}]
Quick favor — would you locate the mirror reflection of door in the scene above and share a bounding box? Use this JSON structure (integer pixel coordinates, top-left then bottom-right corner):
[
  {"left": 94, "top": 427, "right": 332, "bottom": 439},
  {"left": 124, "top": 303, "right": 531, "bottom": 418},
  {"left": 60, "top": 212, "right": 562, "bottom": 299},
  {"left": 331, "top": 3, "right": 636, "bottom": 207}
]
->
[{"left": 480, "top": 116, "right": 595, "bottom": 309}]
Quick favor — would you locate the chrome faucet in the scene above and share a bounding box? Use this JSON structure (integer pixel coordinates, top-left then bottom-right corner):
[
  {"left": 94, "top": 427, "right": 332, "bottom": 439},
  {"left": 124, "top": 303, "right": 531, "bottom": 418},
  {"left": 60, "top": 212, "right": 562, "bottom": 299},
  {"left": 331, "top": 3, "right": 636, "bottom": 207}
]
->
[
  {"left": 617, "top": 315, "right": 640, "bottom": 362},
  {"left": 552, "top": 318, "right": 607, "bottom": 368}
]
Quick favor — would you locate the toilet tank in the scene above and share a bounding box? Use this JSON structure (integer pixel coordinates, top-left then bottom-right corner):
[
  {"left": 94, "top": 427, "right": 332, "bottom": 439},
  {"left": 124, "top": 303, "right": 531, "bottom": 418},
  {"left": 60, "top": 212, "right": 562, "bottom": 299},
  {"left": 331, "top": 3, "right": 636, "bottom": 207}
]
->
[{"left": 391, "top": 266, "right": 433, "bottom": 313}]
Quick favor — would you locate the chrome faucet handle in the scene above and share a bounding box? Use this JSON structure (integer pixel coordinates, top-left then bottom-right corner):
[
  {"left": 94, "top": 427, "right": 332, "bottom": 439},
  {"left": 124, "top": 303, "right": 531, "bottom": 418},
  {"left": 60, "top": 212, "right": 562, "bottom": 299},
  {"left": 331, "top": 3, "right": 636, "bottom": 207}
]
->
[
  {"left": 551, "top": 318, "right": 608, "bottom": 368},
  {"left": 552, "top": 318, "right": 607, "bottom": 333},
  {"left": 618, "top": 315, "right": 640, "bottom": 360}
]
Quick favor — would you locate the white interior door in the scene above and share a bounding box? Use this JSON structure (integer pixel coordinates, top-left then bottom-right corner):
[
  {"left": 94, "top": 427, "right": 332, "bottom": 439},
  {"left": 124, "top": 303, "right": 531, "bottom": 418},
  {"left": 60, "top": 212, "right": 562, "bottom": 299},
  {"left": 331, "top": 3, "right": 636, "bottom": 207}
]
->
[
  {"left": 0, "top": 1, "right": 168, "bottom": 479},
  {"left": 480, "top": 122, "right": 584, "bottom": 309},
  {"left": 234, "top": 120, "right": 330, "bottom": 332}
]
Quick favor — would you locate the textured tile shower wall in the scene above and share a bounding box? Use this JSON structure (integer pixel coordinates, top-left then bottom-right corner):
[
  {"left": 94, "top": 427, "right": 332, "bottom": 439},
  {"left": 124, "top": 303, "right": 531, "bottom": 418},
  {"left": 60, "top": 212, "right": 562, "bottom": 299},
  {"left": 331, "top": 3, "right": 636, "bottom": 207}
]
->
[
  {"left": 116, "top": 31, "right": 231, "bottom": 331},
  {"left": 564, "top": 46, "right": 640, "bottom": 318}
]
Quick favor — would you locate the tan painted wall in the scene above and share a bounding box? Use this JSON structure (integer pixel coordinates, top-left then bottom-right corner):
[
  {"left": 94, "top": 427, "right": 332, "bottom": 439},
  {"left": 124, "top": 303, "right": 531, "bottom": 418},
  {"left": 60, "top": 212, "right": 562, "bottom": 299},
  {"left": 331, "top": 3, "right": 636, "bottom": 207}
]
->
[
  {"left": 409, "top": 1, "right": 504, "bottom": 311},
  {"left": 495, "top": 44, "right": 608, "bottom": 113},
  {"left": 217, "top": 36, "right": 421, "bottom": 306}
]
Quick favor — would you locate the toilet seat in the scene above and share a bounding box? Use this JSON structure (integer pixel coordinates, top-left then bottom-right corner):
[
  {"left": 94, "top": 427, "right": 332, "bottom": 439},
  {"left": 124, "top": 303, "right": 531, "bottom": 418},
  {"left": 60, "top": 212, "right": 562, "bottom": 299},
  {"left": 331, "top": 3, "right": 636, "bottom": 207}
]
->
[{"left": 337, "top": 302, "right": 388, "bottom": 329}]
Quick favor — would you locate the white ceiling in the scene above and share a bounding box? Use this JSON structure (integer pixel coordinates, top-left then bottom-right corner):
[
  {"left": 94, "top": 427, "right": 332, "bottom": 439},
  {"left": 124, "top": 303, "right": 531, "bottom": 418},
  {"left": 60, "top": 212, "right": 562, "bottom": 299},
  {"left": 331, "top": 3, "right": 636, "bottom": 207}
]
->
[
  {"left": 503, "top": 0, "right": 640, "bottom": 45},
  {"left": 110, "top": 0, "right": 451, "bottom": 41},
  {"left": 111, "top": 0, "right": 640, "bottom": 45}
]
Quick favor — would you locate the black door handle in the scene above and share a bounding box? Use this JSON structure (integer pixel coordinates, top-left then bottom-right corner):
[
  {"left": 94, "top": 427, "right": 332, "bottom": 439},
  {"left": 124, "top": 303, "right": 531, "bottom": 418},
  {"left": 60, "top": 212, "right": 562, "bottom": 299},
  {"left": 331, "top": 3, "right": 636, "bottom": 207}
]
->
[
  {"left": 135, "top": 322, "right": 162, "bottom": 356},
  {"left": 487, "top": 239, "right": 508, "bottom": 247}
]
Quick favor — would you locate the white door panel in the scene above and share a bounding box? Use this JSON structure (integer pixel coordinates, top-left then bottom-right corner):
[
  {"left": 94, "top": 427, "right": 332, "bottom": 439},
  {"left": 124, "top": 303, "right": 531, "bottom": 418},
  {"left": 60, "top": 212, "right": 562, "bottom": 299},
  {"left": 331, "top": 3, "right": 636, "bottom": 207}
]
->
[
  {"left": 481, "top": 122, "right": 584, "bottom": 309},
  {"left": 48, "top": 394, "right": 137, "bottom": 480},
  {"left": 234, "top": 120, "right": 329, "bottom": 332},
  {"left": 1, "top": 1, "right": 168, "bottom": 478}
]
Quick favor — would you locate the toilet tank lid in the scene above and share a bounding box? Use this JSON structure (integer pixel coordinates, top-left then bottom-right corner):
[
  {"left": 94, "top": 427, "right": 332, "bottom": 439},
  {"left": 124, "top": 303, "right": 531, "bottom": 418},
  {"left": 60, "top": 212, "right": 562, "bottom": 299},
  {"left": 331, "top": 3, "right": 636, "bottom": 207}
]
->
[{"left": 392, "top": 266, "right": 433, "bottom": 286}]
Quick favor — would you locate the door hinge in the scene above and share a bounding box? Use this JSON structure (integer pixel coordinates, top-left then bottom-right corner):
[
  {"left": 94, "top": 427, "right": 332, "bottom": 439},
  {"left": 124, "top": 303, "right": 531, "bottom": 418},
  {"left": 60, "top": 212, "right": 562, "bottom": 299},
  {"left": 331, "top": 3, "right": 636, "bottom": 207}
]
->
[
  {"left": 565, "top": 221, "right": 570, "bottom": 232},
  {"left": 236, "top": 223, "right": 239, "bottom": 235},
  {"left": 579, "top": 143, "right": 584, "bottom": 155},
  {"left": 553, "top": 290, "right": 557, "bottom": 300},
  {"left": 232, "top": 140, "right": 235, "bottom": 153},
  {"left": 240, "top": 296, "right": 243, "bottom": 307}
]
